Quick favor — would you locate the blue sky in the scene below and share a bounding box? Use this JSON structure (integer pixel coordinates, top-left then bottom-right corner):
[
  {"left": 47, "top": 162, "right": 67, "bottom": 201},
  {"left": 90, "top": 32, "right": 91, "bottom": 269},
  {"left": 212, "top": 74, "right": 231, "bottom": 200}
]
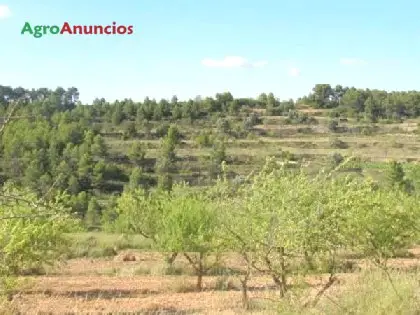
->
[{"left": 0, "top": 0, "right": 420, "bottom": 104}]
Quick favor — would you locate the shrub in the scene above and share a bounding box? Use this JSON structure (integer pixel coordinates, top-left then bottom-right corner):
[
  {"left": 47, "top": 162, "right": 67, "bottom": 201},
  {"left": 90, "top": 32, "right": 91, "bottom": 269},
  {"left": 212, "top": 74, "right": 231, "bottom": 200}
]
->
[
  {"left": 329, "top": 138, "right": 348, "bottom": 149},
  {"left": 329, "top": 152, "right": 344, "bottom": 166}
]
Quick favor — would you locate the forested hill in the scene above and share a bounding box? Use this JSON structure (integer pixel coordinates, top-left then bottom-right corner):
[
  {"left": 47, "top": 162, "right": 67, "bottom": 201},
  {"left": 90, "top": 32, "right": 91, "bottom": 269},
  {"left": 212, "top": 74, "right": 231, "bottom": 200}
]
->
[{"left": 1, "top": 83, "right": 420, "bottom": 229}]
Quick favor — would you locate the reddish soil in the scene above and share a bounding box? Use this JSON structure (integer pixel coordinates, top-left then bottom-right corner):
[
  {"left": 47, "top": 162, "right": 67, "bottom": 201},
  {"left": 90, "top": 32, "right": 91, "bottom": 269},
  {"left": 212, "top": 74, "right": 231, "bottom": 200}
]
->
[{"left": 7, "top": 249, "right": 420, "bottom": 314}]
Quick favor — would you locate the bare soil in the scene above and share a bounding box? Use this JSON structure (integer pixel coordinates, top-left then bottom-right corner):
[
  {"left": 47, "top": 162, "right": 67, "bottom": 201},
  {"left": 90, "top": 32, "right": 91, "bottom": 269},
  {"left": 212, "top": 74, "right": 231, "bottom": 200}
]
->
[{"left": 7, "top": 249, "right": 420, "bottom": 314}]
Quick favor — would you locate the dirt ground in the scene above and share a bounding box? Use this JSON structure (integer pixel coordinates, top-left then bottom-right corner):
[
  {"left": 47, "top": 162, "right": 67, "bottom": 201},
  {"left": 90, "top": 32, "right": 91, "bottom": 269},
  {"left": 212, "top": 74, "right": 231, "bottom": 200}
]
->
[{"left": 8, "top": 249, "right": 420, "bottom": 314}]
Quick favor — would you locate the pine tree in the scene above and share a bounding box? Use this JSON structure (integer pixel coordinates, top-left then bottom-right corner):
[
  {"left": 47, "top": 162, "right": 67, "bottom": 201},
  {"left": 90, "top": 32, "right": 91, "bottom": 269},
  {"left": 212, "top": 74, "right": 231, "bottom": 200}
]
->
[
  {"left": 156, "top": 126, "right": 178, "bottom": 191},
  {"left": 92, "top": 160, "right": 106, "bottom": 189},
  {"left": 85, "top": 197, "right": 101, "bottom": 229},
  {"left": 67, "top": 175, "right": 80, "bottom": 194},
  {"left": 127, "top": 167, "right": 145, "bottom": 191},
  {"left": 91, "top": 135, "right": 108, "bottom": 159},
  {"left": 128, "top": 142, "right": 146, "bottom": 166},
  {"left": 387, "top": 160, "right": 414, "bottom": 193},
  {"left": 209, "top": 139, "right": 226, "bottom": 179}
]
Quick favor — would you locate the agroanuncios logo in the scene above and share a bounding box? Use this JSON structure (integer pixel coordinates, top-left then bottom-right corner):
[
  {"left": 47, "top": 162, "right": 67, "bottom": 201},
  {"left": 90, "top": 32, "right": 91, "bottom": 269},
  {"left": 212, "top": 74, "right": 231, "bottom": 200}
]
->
[{"left": 21, "top": 21, "right": 134, "bottom": 38}]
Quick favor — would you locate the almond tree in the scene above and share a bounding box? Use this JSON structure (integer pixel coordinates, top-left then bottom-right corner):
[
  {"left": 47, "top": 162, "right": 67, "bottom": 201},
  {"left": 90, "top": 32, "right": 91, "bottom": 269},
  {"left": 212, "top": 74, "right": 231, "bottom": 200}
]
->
[
  {"left": 155, "top": 186, "right": 222, "bottom": 291},
  {"left": 223, "top": 157, "right": 420, "bottom": 304},
  {"left": 0, "top": 184, "right": 79, "bottom": 294}
]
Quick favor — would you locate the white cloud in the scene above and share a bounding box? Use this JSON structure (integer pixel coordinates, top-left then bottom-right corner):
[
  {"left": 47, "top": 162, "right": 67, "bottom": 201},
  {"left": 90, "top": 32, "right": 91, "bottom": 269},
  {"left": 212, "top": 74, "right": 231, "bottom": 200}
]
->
[
  {"left": 339, "top": 58, "right": 366, "bottom": 65},
  {"left": 0, "top": 5, "right": 11, "bottom": 19},
  {"left": 288, "top": 67, "right": 300, "bottom": 77},
  {"left": 201, "top": 56, "right": 268, "bottom": 68}
]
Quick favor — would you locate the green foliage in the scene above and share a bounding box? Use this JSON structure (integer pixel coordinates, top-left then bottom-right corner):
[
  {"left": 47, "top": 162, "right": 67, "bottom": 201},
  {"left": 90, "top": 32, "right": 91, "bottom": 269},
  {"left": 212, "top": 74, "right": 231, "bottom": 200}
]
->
[
  {"left": 91, "top": 135, "right": 107, "bottom": 159},
  {"left": 166, "top": 125, "right": 182, "bottom": 144},
  {"left": 220, "top": 158, "right": 420, "bottom": 293},
  {"left": 155, "top": 187, "right": 220, "bottom": 253},
  {"left": 194, "top": 131, "right": 214, "bottom": 148},
  {"left": 127, "top": 167, "right": 146, "bottom": 191},
  {"left": 0, "top": 184, "right": 79, "bottom": 279},
  {"left": 216, "top": 118, "right": 231, "bottom": 135},
  {"left": 127, "top": 142, "right": 146, "bottom": 166},
  {"left": 114, "top": 184, "right": 222, "bottom": 289},
  {"left": 156, "top": 126, "right": 180, "bottom": 191},
  {"left": 113, "top": 188, "right": 168, "bottom": 239},
  {"left": 122, "top": 121, "right": 136, "bottom": 139},
  {"left": 66, "top": 233, "right": 150, "bottom": 259},
  {"left": 85, "top": 197, "right": 101, "bottom": 230},
  {"left": 386, "top": 161, "right": 414, "bottom": 193},
  {"left": 285, "top": 110, "right": 317, "bottom": 125},
  {"left": 208, "top": 139, "right": 227, "bottom": 178}
]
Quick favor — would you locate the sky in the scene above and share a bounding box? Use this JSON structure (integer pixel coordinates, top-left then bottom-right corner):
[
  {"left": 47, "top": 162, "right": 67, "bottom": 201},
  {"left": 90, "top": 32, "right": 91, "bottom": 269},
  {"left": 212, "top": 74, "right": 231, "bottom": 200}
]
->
[{"left": 1, "top": 0, "right": 420, "bottom": 104}]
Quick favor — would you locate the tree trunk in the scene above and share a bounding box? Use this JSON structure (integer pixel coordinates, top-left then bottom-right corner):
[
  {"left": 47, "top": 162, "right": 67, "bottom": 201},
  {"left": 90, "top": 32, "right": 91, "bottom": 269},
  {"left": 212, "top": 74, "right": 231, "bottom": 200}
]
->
[
  {"left": 183, "top": 252, "right": 205, "bottom": 291},
  {"left": 197, "top": 252, "right": 204, "bottom": 291},
  {"left": 279, "top": 246, "right": 287, "bottom": 297},
  {"left": 197, "top": 272, "right": 203, "bottom": 291},
  {"left": 167, "top": 252, "right": 178, "bottom": 264},
  {"left": 240, "top": 253, "right": 251, "bottom": 309},
  {"left": 240, "top": 275, "right": 250, "bottom": 309},
  {"left": 240, "top": 279, "right": 248, "bottom": 308}
]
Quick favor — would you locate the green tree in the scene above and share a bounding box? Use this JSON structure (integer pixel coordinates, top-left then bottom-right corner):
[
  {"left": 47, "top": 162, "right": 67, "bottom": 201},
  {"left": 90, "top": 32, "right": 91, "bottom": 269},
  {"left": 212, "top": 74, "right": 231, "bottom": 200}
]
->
[
  {"left": 92, "top": 160, "right": 106, "bottom": 190},
  {"left": 122, "top": 121, "right": 136, "bottom": 140},
  {"left": 67, "top": 175, "right": 80, "bottom": 195},
  {"left": 85, "top": 197, "right": 101, "bottom": 229},
  {"left": 155, "top": 187, "right": 221, "bottom": 291},
  {"left": 311, "top": 84, "right": 335, "bottom": 108},
  {"left": 127, "top": 142, "right": 146, "bottom": 167},
  {"left": 91, "top": 135, "right": 108, "bottom": 159},
  {"left": 166, "top": 125, "right": 182, "bottom": 145},
  {"left": 364, "top": 96, "right": 381, "bottom": 122},
  {"left": 127, "top": 167, "right": 145, "bottom": 191},
  {"left": 114, "top": 188, "right": 167, "bottom": 240},
  {"left": 387, "top": 161, "right": 414, "bottom": 193},
  {"left": 209, "top": 139, "right": 227, "bottom": 179},
  {"left": 222, "top": 158, "right": 420, "bottom": 299},
  {"left": 77, "top": 153, "right": 93, "bottom": 190},
  {"left": 216, "top": 118, "right": 230, "bottom": 135},
  {"left": 0, "top": 184, "right": 78, "bottom": 281},
  {"left": 156, "top": 126, "right": 179, "bottom": 191},
  {"left": 70, "top": 191, "right": 89, "bottom": 218},
  {"left": 112, "top": 106, "right": 124, "bottom": 125}
]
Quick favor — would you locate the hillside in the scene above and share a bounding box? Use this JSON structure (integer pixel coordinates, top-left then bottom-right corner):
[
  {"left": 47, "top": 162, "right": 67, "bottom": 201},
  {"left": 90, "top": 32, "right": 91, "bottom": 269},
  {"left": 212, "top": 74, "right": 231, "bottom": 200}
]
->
[{"left": 1, "top": 84, "right": 420, "bottom": 224}]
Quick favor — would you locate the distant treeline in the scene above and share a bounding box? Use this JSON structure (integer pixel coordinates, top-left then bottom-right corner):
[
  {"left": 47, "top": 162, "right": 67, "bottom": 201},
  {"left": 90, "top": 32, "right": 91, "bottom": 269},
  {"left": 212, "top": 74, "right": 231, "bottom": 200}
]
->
[{"left": 1, "top": 84, "right": 420, "bottom": 123}]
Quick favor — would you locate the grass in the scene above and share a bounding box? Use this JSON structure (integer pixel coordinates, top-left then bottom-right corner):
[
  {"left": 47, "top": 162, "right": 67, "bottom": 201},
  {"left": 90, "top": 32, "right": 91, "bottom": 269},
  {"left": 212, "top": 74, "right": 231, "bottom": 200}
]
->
[
  {"left": 222, "top": 270, "right": 420, "bottom": 315},
  {"left": 307, "top": 271, "right": 420, "bottom": 315},
  {"left": 66, "top": 232, "right": 152, "bottom": 259}
]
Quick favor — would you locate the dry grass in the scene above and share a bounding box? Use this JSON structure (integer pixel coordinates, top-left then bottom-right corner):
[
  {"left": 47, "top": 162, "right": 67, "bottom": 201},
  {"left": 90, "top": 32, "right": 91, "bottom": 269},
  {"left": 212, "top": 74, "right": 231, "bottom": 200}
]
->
[{"left": 4, "top": 248, "right": 420, "bottom": 314}]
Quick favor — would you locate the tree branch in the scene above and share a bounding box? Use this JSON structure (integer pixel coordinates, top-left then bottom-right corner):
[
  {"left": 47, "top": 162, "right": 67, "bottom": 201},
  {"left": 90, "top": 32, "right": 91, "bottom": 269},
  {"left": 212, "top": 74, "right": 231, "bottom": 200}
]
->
[{"left": 0, "top": 99, "right": 21, "bottom": 136}]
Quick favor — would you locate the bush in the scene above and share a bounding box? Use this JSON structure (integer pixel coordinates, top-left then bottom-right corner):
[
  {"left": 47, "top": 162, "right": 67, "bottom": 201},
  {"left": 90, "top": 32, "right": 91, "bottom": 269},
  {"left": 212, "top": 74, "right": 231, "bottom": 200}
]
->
[
  {"left": 328, "top": 119, "right": 339, "bottom": 132},
  {"left": 195, "top": 131, "right": 214, "bottom": 148},
  {"left": 329, "top": 138, "right": 348, "bottom": 149},
  {"left": 155, "top": 123, "right": 170, "bottom": 138},
  {"left": 329, "top": 152, "right": 344, "bottom": 166},
  {"left": 0, "top": 185, "right": 78, "bottom": 278}
]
